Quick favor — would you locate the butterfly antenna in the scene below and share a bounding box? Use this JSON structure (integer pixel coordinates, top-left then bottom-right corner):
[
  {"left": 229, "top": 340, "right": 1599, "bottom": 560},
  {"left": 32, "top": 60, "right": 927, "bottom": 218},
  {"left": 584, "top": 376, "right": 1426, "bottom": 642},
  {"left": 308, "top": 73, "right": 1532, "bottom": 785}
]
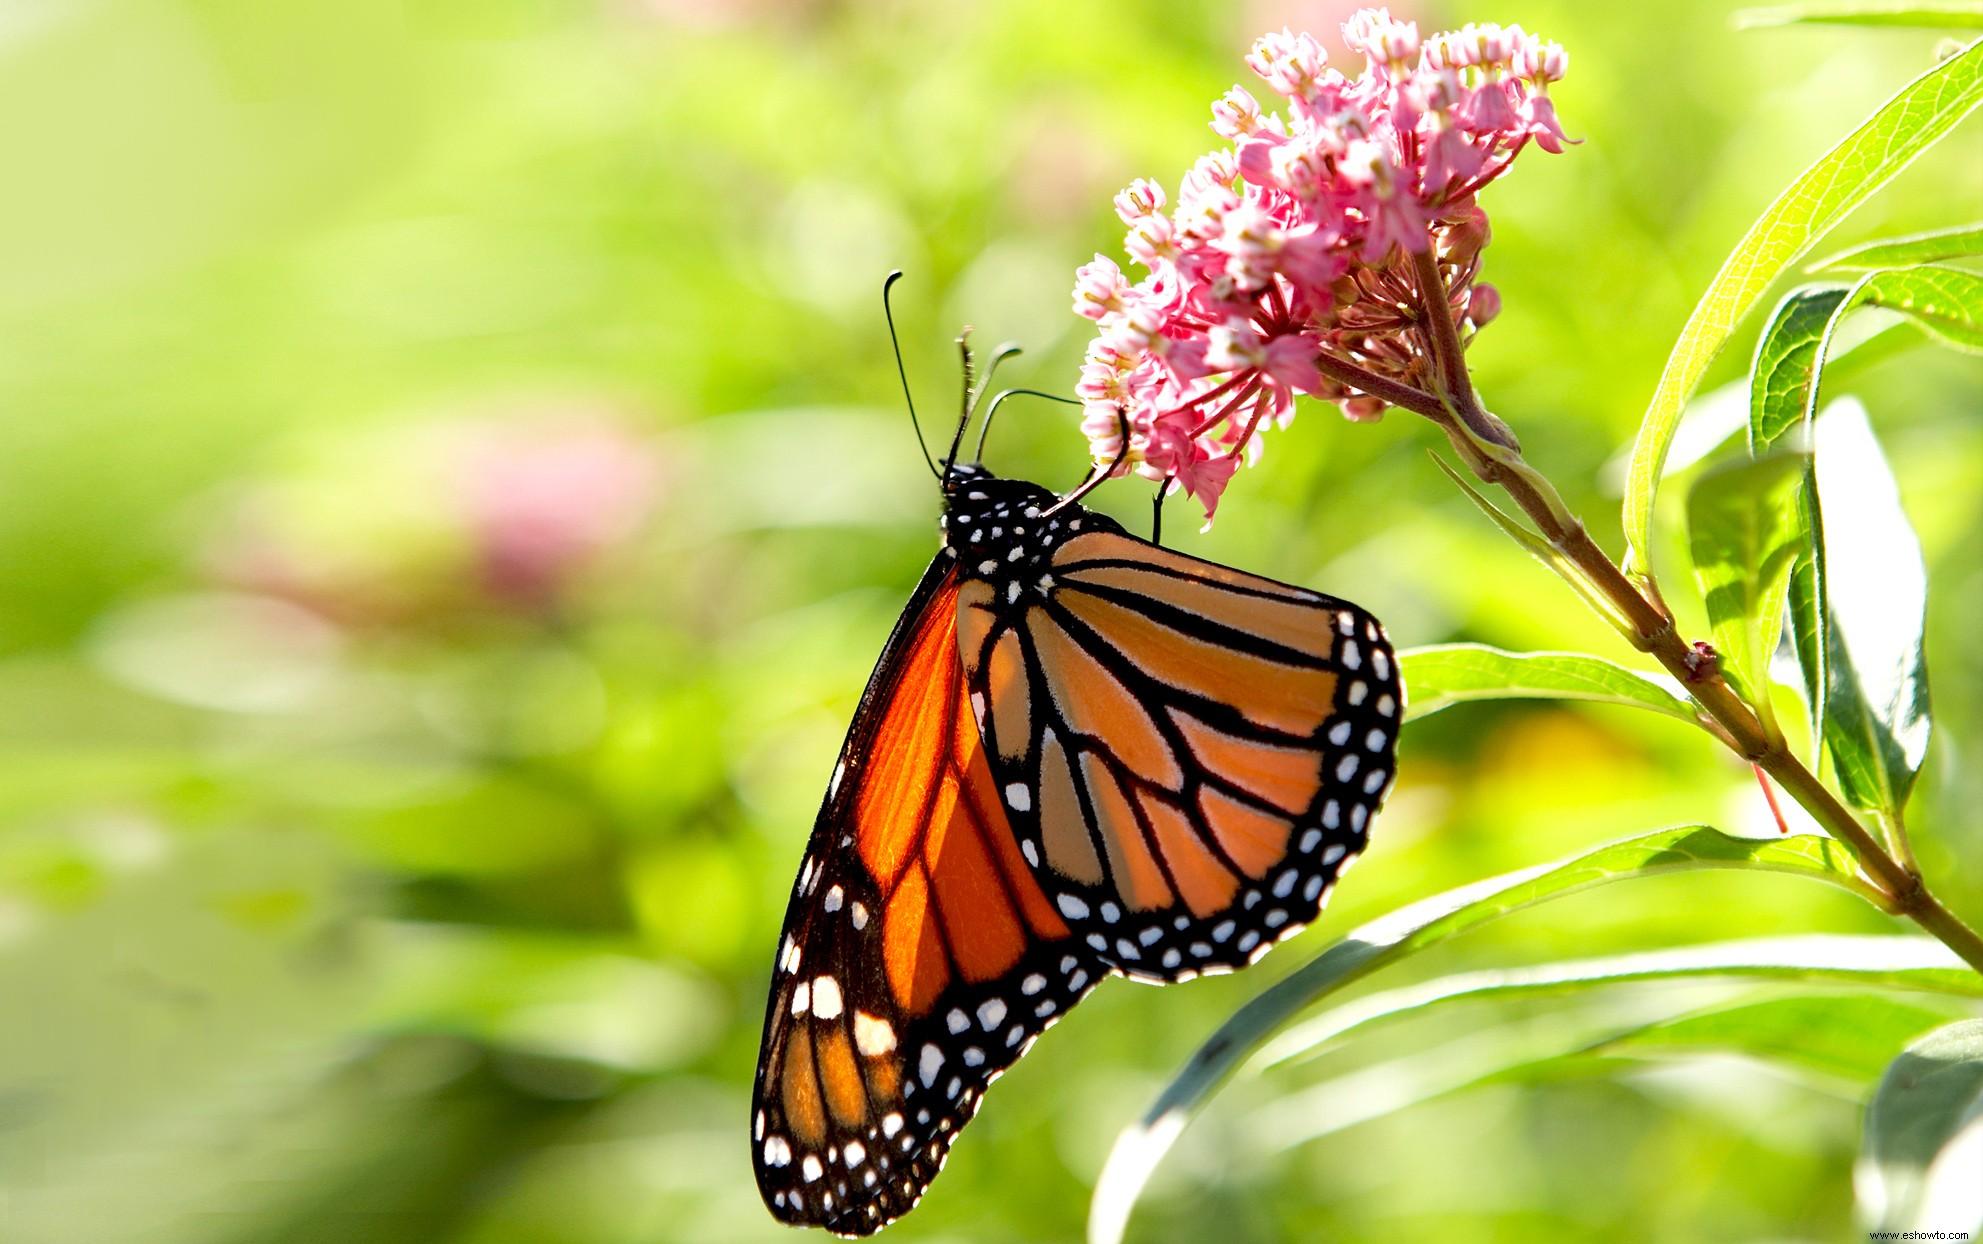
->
[
  {"left": 884, "top": 271, "right": 941, "bottom": 481},
  {"left": 975, "top": 387, "right": 1080, "bottom": 463},
  {"left": 970, "top": 342, "right": 1023, "bottom": 414},
  {"left": 1043, "top": 407, "right": 1131, "bottom": 516},
  {"left": 944, "top": 331, "right": 976, "bottom": 474}
]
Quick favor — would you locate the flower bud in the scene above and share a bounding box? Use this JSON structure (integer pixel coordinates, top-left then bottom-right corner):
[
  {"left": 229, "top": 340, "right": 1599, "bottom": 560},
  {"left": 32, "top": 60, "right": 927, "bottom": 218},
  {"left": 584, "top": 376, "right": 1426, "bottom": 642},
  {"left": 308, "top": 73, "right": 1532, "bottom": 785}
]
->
[{"left": 1467, "top": 282, "right": 1501, "bottom": 326}]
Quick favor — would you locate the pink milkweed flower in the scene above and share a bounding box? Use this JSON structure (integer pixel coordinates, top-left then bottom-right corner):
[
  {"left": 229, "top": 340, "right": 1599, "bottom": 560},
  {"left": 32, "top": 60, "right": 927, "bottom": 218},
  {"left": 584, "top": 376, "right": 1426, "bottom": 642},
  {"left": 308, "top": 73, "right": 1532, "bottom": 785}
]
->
[
  {"left": 1212, "top": 85, "right": 1268, "bottom": 140},
  {"left": 1170, "top": 443, "right": 1241, "bottom": 525},
  {"left": 1246, "top": 28, "right": 1330, "bottom": 103},
  {"left": 1521, "top": 92, "right": 1574, "bottom": 153},
  {"left": 1067, "top": 8, "right": 1575, "bottom": 525},
  {"left": 1457, "top": 78, "right": 1521, "bottom": 135},
  {"left": 1343, "top": 8, "right": 1419, "bottom": 78},
  {"left": 1124, "top": 210, "right": 1180, "bottom": 271},
  {"left": 1114, "top": 178, "right": 1168, "bottom": 224},
  {"left": 1072, "top": 254, "right": 1135, "bottom": 321}
]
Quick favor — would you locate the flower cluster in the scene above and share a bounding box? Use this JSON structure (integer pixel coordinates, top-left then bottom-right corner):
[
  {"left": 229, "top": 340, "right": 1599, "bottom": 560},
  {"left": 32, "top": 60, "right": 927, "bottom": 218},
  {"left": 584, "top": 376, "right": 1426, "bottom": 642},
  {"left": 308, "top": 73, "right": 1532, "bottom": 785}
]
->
[{"left": 1071, "top": 10, "right": 1571, "bottom": 521}]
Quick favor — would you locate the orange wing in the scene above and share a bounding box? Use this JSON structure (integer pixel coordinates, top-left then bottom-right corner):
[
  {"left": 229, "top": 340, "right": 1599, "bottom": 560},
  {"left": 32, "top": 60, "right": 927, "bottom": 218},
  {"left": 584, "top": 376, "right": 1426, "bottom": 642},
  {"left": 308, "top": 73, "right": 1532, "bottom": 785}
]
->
[
  {"left": 752, "top": 559, "right": 1104, "bottom": 1237},
  {"left": 959, "top": 529, "right": 1402, "bottom": 982}
]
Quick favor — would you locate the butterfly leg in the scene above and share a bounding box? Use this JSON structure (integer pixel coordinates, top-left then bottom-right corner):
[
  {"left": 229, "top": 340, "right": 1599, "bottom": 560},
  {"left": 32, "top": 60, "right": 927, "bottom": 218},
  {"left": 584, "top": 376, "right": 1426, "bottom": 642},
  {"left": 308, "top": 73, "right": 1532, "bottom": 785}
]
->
[{"left": 1150, "top": 480, "right": 1168, "bottom": 546}]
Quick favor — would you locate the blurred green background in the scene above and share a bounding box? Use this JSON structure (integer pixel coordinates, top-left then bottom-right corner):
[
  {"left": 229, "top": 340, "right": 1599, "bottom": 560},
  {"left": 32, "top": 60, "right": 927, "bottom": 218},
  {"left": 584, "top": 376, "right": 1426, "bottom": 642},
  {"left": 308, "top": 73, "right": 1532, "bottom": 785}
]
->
[{"left": 0, "top": 2, "right": 1978, "bottom": 1241}]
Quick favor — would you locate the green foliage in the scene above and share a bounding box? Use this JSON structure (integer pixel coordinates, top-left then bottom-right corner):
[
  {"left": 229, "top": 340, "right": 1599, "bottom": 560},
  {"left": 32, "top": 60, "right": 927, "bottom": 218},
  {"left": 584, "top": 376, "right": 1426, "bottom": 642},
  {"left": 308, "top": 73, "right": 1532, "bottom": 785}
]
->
[
  {"left": 1735, "top": 1, "right": 1983, "bottom": 28},
  {"left": 1087, "top": 825, "right": 1870, "bottom": 1244},
  {"left": 1255, "top": 935, "right": 1983, "bottom": 1072},
  {"left": 1620, "top": 34, "right": 1983, "bottom": 582},
  {"left": 1686, "top": 452, "right": 1811, "bottom": 711},
  {"left": 1399, "top": 644, "right": 1694, "bottom": 723},
  {"left": 1810, "top": 221, "right": 1983, "bottom": 270},
  {"left": 1859, "top": 1019, "right": 1983, "bottom": 1235},
  {"left": 1809, "top": 403, "right": 1934, "bottom": 817}
]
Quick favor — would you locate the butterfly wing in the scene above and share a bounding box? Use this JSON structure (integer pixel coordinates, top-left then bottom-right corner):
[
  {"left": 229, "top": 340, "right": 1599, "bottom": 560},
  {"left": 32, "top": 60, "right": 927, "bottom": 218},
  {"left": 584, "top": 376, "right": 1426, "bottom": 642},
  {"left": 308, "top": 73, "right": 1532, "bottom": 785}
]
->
[
  {"left": 752, "top": 558, "right": 1105, "bottom": 1237},
  {"left": 958, "top": 528, "right": 1401, "bottom": 981}
]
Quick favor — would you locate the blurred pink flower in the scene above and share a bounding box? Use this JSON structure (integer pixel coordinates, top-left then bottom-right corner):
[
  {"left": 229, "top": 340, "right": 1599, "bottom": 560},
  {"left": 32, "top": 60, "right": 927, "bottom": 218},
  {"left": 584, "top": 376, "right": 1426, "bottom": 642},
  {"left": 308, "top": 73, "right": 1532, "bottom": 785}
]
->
[
  {"left": 457, "top": 419, "right": 659, "bottom": 610},
  {"left": 1070, "top": 8, "right": 1575, "bottom": 523},
  {"left": 206, "top": 409, "right": 659, "bottom": 625}
]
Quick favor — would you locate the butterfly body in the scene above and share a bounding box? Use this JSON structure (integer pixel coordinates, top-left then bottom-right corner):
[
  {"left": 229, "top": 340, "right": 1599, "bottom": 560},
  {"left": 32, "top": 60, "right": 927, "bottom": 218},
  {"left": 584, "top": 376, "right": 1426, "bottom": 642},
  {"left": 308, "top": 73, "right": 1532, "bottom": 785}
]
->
[{"left": 752, "top": 463, "right": 1399, "bottom": 1236}]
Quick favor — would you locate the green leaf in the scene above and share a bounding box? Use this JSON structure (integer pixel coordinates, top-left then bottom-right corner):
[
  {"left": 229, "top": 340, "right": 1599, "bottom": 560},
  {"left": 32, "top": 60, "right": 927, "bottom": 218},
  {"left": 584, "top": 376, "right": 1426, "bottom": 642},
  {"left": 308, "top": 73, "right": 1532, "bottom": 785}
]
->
[
  {"left": 1752, "top": 270, "right": 1983, "bottom": 462},
  {"left": 1735, "top": 1, "right": 1983, "bottom": 28},
  {"left": 1858, "top": 263, "right": 1983, "bottom": 350},
  {"left": 1788, "top": 539, "right": 1830, "bottom": 742},
  {"left": 1745, "top": 272, "right": 1975, "bottom": 742},
  {"left": 1251, "top": 991, "right": 1966, "bottom": 1155},
  {"left": 1750, "top": 286, "right": 1856, "bottom": 454},
  {"left": 1619, "top": 37, "right": 1983, "bottom": 585},
  {"left": 1811, "top": 221, "right": 1983, "bottom": 270},
  {"left": 1686, "top": 452, "right": 1811, "bottom": 710},
  {"left": 1086, "top": 825, "right": 1866, "bottom": 1244},
  {"left": 1812, "top": 401, "right": 1933, "bottom": 817},
  {"left": 1256, "top": 934, "right": 1980, "bottom": 1071},
  {"left": 1397, "top": 644, "right": 1694, "bottom": 723},
  {"left": 1859, "top": 1019, "right": 1983, "bottom": 1235},
  {"left": 1602, "top": 993, "right": 1964, "bottom": 1083}
]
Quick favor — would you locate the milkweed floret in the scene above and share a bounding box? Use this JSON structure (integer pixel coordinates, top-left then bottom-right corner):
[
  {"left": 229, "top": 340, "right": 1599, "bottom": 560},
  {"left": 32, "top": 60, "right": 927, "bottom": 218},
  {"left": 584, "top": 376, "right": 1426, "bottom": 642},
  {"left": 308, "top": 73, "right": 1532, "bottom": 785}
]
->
[{"left": 1068, "top": 9, "right": 1574, "bottom": 523}]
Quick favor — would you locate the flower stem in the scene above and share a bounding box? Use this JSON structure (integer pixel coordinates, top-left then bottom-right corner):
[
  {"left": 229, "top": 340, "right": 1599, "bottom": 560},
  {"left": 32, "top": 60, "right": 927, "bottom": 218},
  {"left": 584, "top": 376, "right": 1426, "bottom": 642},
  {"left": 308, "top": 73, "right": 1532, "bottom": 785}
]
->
[{"left": 1435, "top": 381, "right": 1983, "bottom": 976}]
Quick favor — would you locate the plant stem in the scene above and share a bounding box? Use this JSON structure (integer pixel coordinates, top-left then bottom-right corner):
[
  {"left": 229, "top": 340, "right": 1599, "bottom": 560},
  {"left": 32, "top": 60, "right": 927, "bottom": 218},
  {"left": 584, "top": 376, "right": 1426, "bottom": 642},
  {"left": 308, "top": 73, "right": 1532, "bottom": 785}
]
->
[
  {"left": 1384, "top": 252, "right": 1983, "bottom": 973},
  {"left": 1450, "top": 384, "right": 1983, "bottom": 974}
]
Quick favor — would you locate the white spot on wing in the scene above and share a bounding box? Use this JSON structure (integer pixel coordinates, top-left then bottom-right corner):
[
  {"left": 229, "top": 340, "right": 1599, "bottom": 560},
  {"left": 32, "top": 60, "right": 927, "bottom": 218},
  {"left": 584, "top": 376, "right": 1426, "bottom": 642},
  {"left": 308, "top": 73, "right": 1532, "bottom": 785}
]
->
[
  {"left": 1005, "top": 783, "right": 1031, "bottom": 812},
  {"left": 854, "top": 1011, "right": 897, "bottom": 1056},
  {"left": 811, "top": 976, "right": 843, "bottom": 1020}
]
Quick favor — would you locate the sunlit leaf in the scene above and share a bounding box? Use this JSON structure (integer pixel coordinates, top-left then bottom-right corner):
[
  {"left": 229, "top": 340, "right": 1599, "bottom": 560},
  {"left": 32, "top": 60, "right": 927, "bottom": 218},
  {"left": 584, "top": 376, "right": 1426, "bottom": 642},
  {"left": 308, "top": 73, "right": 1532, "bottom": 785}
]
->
[
  {"left": 1398, "top": 644, "right": 1694, "bottom": 723},
  {"left": 1858, "top": 1019, "right": 1983, "bottom": 1236},
  {"left": 1087, "top": 825, "right": 1866, "bottom": 1244},
  {"left": 1857, "top": 263, "right": 1983, "bottom": 351},
  {"left": 1250, "top": 990, "right": 1966, "bottom": 1155},
  {"left": 1811, "top": 222, "right": 1983, "bottom": 271},
  {"left": 1620, "top": 37, "right": 1983, "bottom": 584},
  {"left": 1602, "top": 992, "right": 1963, "bottom": 1082},
  {"left": 1735, "top": 1, "right": 1983, "bottom": 28},
  {"left": 1257, "top": 935, "right": 1979, "bottom": 1070},
  {"left": 1746, "top": 271, "right": 1976, "bottom": 740},
  {"left": 1812, "top": 401, "right": 1933, "bottom": 817},
  {"left": 1750, "top": 286, "right": 1857, "bottom": 454},
  {"left": 1686, "top": 452, "right": 1811, "bottom": 710}
]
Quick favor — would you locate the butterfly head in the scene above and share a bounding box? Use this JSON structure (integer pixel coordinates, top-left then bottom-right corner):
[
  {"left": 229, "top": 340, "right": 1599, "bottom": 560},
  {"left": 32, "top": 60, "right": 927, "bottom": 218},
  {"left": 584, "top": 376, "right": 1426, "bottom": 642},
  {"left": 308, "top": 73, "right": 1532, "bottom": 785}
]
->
[{"left": 938, "top": 469, "right": 1101, "bottom": 611}]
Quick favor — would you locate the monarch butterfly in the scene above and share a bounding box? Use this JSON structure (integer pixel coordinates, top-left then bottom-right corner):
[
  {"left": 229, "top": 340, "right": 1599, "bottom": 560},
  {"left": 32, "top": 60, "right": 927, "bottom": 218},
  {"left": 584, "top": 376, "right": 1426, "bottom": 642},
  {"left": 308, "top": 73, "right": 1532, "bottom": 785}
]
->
[{"left": 752, "top": 278, "right": 1400, "bottom": 1236}]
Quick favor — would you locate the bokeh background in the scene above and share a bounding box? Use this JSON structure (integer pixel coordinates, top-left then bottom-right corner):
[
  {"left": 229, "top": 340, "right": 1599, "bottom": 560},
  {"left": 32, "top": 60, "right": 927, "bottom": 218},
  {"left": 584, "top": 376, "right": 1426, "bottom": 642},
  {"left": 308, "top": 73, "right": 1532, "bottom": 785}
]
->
[{"left": 1, "top": 1, "right": 1978, "bottom": 1241}]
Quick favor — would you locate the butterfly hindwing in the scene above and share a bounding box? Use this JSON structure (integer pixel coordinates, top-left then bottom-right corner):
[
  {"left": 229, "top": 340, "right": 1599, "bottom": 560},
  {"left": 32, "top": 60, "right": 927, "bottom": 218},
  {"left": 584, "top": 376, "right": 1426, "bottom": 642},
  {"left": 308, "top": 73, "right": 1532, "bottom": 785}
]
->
[
  {"left": 957, "top": 522, "right": 1402, "bottom": 982},
  {"left": 751, "top": 559, "right": 1105, "bottom": 1237}
]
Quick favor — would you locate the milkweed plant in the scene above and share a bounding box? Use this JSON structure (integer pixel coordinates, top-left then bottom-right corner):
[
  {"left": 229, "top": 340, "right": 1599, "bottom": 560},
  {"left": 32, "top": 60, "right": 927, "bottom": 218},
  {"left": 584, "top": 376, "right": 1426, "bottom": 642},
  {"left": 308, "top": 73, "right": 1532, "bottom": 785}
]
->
[{"left": 1065, "top": 10, "right": 1983, "bottom": 1242}]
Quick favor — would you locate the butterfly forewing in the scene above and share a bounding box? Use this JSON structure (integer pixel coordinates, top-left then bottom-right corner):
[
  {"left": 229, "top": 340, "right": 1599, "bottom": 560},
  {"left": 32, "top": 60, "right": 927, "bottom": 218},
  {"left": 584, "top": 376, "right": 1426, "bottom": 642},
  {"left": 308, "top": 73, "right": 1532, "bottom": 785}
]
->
[
  {"left": 957, "top": 527, "right": 1402, "bottom": 982},
  {"left": 751, "top": 560, "right": 1104, "bottom": 1237}
]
